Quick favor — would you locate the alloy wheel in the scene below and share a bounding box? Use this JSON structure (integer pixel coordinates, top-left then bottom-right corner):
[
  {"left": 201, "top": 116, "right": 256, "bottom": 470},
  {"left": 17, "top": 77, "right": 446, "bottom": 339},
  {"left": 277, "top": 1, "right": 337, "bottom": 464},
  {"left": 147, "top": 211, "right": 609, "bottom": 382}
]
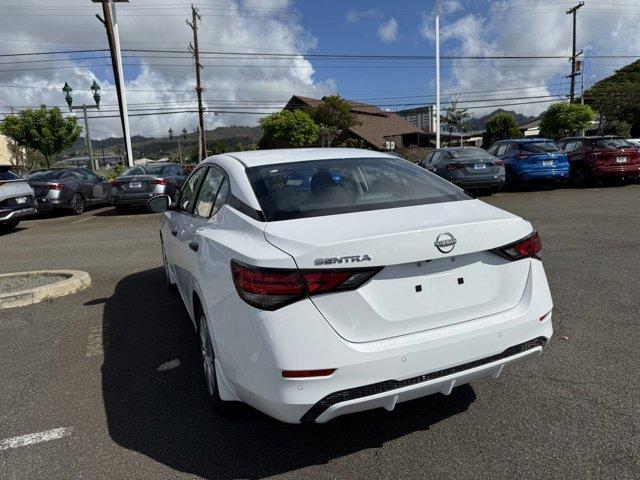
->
[
  {"left": 199, "top": 314, "right": 216, "bottom": 398},
  {"left": 71, "top": 194, "right": 84, "bottom": 215}
]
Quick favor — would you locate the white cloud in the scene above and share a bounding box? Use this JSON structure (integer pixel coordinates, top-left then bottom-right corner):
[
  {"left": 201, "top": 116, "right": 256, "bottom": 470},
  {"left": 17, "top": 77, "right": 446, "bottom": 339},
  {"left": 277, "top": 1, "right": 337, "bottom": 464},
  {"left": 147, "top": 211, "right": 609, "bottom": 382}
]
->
[
  {"left": 378, "top": 18, "right": 399, "bottom": 43},
  {"left": 419, "top": 1, "right": 640, "bottom": 117},
  {"left": 0, "top": 0, "right": 335, "bottom": 139},
  {"left": 443, "top": 1, "right": 463, "bottom": 14},
  {"left": 346, "top": 9, "right": 383, "bottom": 24}
]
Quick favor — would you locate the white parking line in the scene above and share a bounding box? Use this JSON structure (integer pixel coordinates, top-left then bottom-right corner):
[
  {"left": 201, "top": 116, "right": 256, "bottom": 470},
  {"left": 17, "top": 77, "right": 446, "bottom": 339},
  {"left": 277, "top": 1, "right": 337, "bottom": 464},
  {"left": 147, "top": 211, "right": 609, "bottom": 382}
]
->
[
  {"left": 0, "top": 427, "right": 72, "bottom": 451},
  {"left": 72, "top": 216, "right": 94, "bottom": 224}
]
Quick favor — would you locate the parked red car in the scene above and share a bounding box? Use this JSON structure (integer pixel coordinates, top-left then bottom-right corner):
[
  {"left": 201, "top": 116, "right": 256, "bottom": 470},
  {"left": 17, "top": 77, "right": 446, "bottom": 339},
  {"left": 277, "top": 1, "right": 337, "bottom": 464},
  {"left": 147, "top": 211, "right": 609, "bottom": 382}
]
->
[{"left": 559, "top": 136, "right": 640, "bottom": 186}]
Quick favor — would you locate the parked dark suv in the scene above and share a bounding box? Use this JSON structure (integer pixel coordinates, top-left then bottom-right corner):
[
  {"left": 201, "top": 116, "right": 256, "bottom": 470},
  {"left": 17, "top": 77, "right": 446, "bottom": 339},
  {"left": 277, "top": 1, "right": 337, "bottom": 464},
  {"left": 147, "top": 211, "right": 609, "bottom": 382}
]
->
[{"left": 558, "top": 136, "right": 640, "bottom": 186}]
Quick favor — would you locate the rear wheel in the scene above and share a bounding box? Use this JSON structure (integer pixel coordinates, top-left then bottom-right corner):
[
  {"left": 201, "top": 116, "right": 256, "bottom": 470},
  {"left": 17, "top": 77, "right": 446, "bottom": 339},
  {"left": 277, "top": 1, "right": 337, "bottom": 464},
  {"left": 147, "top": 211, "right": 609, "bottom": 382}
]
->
[
  {"left": 570, "top": 166, "right": 587, "bottom": 188},
  {"left": 0, "top": 219, "right": 19, "bottom": 233},
  {"left": 161, "top": 239, "right": 177, "bottom": 291},
  {"left": 70, "top": 193, "right": 85, "bottom": 215},
  {"left": 198, "top": 312, "right": 226, "bottom": 408}
]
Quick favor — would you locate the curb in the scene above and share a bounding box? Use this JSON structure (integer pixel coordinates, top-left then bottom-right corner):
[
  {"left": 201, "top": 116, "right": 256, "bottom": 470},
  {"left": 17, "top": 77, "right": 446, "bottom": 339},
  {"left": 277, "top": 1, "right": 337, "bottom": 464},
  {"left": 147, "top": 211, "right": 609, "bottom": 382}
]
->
[{"left": 0, "top": 270, "right": 91, "bottom": 309}]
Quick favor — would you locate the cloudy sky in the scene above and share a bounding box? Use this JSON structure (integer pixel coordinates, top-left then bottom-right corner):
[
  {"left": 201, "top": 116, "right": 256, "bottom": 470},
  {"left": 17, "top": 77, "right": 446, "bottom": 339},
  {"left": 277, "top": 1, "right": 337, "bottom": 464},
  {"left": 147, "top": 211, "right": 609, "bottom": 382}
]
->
[{"left": 0, "top": 0, "right": 638, "bottom": 138}]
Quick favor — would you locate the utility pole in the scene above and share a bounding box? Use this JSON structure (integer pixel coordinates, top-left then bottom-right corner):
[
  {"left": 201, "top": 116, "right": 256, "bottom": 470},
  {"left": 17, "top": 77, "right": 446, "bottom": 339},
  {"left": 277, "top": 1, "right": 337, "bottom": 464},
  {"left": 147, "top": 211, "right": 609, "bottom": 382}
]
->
[
  {"left": 566, "top": 2, "right": 584, "bottom": 103},
  {"left": 188, "top": 5, "right": 207, "bottom": 160},
  {"left": 94, "top": 0, "right": 134, "bottom": 167},
  {"left": 435, "top": 0, "right": 441, "bottom": 149}
]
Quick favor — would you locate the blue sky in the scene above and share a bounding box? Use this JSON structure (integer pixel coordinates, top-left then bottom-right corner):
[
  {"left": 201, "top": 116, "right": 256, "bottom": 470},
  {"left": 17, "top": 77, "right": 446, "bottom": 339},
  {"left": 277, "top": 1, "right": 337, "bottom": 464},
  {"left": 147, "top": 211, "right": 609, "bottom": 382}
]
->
[{"left": 0, "top": 0, "right": 637, "bottom": 137}]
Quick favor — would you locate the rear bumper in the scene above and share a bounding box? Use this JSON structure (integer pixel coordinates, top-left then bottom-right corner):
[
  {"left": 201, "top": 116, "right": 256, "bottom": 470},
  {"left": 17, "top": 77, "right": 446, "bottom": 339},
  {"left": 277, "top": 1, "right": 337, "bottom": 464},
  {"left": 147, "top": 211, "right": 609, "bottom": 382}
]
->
[
  {"left": 454, "top": 178, "right": 504, "bottom": 189},
  {"left": 216, "top": 259, "right": 554, "bottom": 423},
  {"left": 0, "top": 207, "right": 37, "bottom": 222},
  {"left": 589, "top": 164, "right": 640, "bottom": 177},
  {"left": 304, "top": 337, "right": 545, "bottom": 423},
  {"left": 515, "top": 168, "right": 569, "bottom": 181},
  {"left": 111, "top": 193, "right": 160, "bottom": 206}
]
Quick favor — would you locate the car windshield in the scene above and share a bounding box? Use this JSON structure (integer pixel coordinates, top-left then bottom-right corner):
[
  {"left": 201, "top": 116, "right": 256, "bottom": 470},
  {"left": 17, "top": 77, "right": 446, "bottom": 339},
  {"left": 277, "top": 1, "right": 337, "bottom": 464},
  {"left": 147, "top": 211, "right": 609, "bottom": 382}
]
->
[
  {"left": 0, "top": 168, "right": 21, "bottom": 180},
  {"left": 246, "top": 157, "right": 471, "bottom": 221},
  {"left": 24, "top": 170, "right": 65, "bottom": 181},
  {"left": 448, "top": 147, "right": 493, "bottom": 158},
  {"left": 520, "top": 142, "right": 560, "bottom": 153},
  {"left": 593, "top": 138, "right": 631, "bottom": 148}
]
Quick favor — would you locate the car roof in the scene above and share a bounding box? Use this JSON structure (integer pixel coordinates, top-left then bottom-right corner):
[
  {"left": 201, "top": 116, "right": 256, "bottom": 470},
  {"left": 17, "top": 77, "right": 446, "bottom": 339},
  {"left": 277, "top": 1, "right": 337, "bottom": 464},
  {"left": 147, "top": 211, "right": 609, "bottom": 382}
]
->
[
  {"left": 208, "top": 148, "right": 396, "bottom": 167},
  {"left": 498, "top": 138, "right": 554, "bottom": 143},
  {"left": 441, "top": 146, "right": 482, "bottom": 151},
  {"left": 561, "top": 136, "right": 624, "bottom": 140}
]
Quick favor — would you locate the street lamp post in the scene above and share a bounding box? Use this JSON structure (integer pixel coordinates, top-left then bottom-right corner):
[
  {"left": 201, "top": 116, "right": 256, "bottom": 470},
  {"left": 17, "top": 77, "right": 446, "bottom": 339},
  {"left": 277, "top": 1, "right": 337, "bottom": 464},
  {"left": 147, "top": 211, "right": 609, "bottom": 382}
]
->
[{"left": 63, "top": 81, "right": 101, "bottom": 171}]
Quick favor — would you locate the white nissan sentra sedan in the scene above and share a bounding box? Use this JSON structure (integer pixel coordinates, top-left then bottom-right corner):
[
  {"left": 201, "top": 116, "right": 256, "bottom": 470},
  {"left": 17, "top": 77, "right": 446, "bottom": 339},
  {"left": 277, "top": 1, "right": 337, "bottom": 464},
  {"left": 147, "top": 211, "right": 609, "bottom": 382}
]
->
[{"left": 149, "top": 148, "right": 553, "bottom": 424}]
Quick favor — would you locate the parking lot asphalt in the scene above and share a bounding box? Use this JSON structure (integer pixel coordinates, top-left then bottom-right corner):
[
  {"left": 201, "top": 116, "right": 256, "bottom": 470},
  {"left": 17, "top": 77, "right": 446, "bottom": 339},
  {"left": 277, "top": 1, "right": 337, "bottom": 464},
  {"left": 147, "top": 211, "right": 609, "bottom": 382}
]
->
[{"left": 1, "top": 185, "right": 639, "bottom": 480}]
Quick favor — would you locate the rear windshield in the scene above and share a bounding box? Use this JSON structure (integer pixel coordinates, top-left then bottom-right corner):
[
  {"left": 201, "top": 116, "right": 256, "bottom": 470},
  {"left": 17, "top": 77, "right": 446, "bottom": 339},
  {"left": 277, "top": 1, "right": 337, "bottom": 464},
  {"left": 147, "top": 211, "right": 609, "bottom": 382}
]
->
[
  {"left": 123, "top": 164, "right": 182, "bottom": 177},
  {"left": 448, "top": 147, "right": 493, "bottom": 158},
  {"left": 0, "top": 168, "right": 20, "bottom": 181},
  {"left": 246, "top": 157, "right": 471, "bottom": 221},
  {"left": 593, "top": 138, "right": 630, "bottom": 148},
  {"left": 519, "top": 142, "right": 560, "bottom": 153},
  {"left": 24, "top": 170, "right": 64, "bottom": 181}
]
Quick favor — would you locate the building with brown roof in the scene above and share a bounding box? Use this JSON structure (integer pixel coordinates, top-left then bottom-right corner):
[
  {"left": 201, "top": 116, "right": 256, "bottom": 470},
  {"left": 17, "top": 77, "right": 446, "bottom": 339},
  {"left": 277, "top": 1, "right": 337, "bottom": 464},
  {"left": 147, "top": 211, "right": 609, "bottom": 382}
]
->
[{"left": 284, "top": 95, "right": 427, "bottom": 150}]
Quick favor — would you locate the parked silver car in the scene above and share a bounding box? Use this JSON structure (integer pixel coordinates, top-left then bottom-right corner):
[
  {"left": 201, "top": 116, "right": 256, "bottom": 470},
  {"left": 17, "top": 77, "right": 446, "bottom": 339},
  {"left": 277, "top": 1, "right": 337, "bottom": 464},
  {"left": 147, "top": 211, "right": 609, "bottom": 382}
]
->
[
  {"left": 421, "top": 146, "right": 506, "bottom": 191},
  {"left": 109, "top": 163, "right": 185, "bottom": 213},
  {"left": 26, "top": 167, "right": 111, "bottom": 215},
  {"left": 0, "top": 166, "right": 37, "bottom": 232}
]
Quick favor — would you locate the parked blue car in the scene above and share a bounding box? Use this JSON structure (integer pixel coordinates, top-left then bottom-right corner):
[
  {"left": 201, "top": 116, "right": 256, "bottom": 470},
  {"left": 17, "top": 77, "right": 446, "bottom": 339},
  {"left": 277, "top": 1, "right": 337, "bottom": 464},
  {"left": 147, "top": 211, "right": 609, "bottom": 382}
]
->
[{"left": 486, "top": 138, "right": 570, "bottom": 186}]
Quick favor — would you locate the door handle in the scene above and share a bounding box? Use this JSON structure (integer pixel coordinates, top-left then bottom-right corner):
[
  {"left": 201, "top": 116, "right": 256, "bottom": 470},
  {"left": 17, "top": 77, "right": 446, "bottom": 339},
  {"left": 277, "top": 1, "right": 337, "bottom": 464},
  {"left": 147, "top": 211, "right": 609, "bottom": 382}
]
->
[
  {"left": 170, "top": 229, "right": 178, "bottom": 237},
  {"left": 188, "top": 241, "right": 199, "bottom": 252}
]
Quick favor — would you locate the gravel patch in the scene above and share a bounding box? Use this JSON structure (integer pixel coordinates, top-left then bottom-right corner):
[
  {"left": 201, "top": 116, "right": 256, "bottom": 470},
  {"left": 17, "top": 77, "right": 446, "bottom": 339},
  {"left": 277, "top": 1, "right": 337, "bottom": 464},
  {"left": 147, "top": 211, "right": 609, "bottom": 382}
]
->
[{"left": 0, "top": 272, "right": 69, "bottom": 293}]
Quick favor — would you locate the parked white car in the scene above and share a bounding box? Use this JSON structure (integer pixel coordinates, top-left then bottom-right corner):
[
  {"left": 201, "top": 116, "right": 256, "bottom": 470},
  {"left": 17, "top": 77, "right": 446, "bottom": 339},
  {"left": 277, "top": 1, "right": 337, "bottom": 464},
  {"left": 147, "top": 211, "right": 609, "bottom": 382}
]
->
[
  {"left": 150, "top": 148, "right": 553, "bottom": 423},
  {"left": 0, "top": 166, "right": 37, "bottom": 232}
]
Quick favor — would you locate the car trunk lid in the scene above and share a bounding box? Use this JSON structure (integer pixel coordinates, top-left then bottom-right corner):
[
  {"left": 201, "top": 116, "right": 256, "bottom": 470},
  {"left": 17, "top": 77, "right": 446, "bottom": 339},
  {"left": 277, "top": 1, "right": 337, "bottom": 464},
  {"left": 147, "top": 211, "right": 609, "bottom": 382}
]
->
[
  {"left": 113, "top": 175, "right": 164, "bottom": 193},
  {"left": 264, "top": 199, "right": 533, "bottom": 343}
]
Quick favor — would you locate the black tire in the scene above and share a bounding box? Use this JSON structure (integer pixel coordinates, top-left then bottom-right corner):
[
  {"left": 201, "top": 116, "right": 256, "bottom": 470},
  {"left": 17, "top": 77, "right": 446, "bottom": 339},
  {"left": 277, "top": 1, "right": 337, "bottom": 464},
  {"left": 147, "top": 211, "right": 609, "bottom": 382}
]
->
[
  {"left": 161, "top": 240, "right": 177, "bottom": 291},
  {"left": 115, "top": 204, "right": 129, "bottom": 214},
  {"left": 0, "top": 219, "right": 19, "bottom": 233},
  {"left": 570, "top": 166, "right": 586, "bottom": 188},
  {"left": 198, "top": 312, "right": 227, "bottom": 408},
  {"left": 70, "top": 193, "right": 85, "bottom": 215}
]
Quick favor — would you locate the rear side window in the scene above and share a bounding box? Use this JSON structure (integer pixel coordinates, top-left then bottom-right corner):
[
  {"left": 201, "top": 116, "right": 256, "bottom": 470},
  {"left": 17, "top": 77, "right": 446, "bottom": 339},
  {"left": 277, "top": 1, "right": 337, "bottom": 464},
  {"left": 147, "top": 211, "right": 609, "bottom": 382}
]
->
[
  {"left": 178, "top": 167, "right": 207, "bottom": 213},
  {"left": 520, "top": 142, "right": 560, "bottom": 153},
  {"left": 246, "top": 157, "right": 470, "bottom": 221},
  {"left": 193, "top": 167, "right": 225, "bottom": 218},
  {"left": 0, "top": 169, "right": 20, "bottom": 180},
  {"left": 495, "top": 144, "right": 510, "bottom": 156},
  {"left": 563, "top": 140, "right": 582, "bottom": 152}
]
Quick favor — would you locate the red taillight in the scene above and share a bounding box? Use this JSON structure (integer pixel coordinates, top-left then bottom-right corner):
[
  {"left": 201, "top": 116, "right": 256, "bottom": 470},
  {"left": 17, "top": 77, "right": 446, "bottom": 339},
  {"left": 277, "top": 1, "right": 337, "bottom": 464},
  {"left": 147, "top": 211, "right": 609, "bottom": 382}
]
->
[
  {"left": 44, "top": 183, "right": 65, "bottom": 190},
  {"left": 495, "top": 231, "right": 542, "bottom": 261},
  {"left": 230, "top": 260, "right": 380, "bottom": 310},
  {"left": 492, "top": 159, "right": 505, "bottom": 166},
  {"left": 150, "top": 178, "right": 168, "bottom": 185},
  {"left": 446, "top": 162, "right": 464, "bottom": 170},
  {"left": 516, "top": 152, "right": 530, "bottom": 160},
  {"left": 282, "top": 369, "right": 336, "bottom": 378}
]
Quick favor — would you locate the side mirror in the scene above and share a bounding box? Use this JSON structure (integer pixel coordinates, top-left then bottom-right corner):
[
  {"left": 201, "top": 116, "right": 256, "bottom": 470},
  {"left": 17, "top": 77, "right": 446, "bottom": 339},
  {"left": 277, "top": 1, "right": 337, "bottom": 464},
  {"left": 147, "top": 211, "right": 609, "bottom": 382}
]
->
[{"left": 147, "top": 195, "right": 171, "bottom": 213}]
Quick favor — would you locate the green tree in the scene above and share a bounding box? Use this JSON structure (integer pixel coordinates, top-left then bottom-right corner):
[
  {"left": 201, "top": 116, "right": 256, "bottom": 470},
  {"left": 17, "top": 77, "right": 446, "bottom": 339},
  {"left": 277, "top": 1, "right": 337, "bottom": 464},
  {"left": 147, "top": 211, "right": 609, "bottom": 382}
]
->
[
  {"left": 585, "top": 59, "right": 640, "bottom": 135},
  {"left": 258, "top": 110, "right": 318, "bottom": 149},
  {"left": 482, "top": 112, "right": 521, "bottom": 147},
  {"left": 539, "top": 103, "right": 595, "bottom": 140},
  {"left": 308, "top": 95, "right": 358, "bottom": 147},
  {"left": 206, "top": 139, "right": 230, "bottom": 155},
  {"left": 441, "top": 97, "right": 472, "bottom": 146},
  {"left": 0, "top": 106, "right": 82, "bottom": 168}
]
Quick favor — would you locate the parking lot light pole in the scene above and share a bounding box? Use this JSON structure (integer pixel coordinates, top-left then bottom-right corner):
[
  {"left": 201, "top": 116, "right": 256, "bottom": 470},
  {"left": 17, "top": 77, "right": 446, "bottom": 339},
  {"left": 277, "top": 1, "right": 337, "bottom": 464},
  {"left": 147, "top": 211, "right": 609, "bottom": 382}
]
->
[
  {"left": 63, "top": 81, "right": 101, "bottom": 172},
  {"left": 435, "top": 0, "right": 441, "bottom": 149}
]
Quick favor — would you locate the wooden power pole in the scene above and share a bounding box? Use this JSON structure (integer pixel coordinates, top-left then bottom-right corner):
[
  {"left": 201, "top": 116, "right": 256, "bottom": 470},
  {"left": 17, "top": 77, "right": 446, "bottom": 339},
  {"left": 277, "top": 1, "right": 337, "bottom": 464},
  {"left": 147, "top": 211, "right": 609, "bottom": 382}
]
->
[
  {"left": 566, "top": 2, "right": 584, "bottom": 103},
  {"left": 188, "top": 5, "right": 207, "bottom": 161}
]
